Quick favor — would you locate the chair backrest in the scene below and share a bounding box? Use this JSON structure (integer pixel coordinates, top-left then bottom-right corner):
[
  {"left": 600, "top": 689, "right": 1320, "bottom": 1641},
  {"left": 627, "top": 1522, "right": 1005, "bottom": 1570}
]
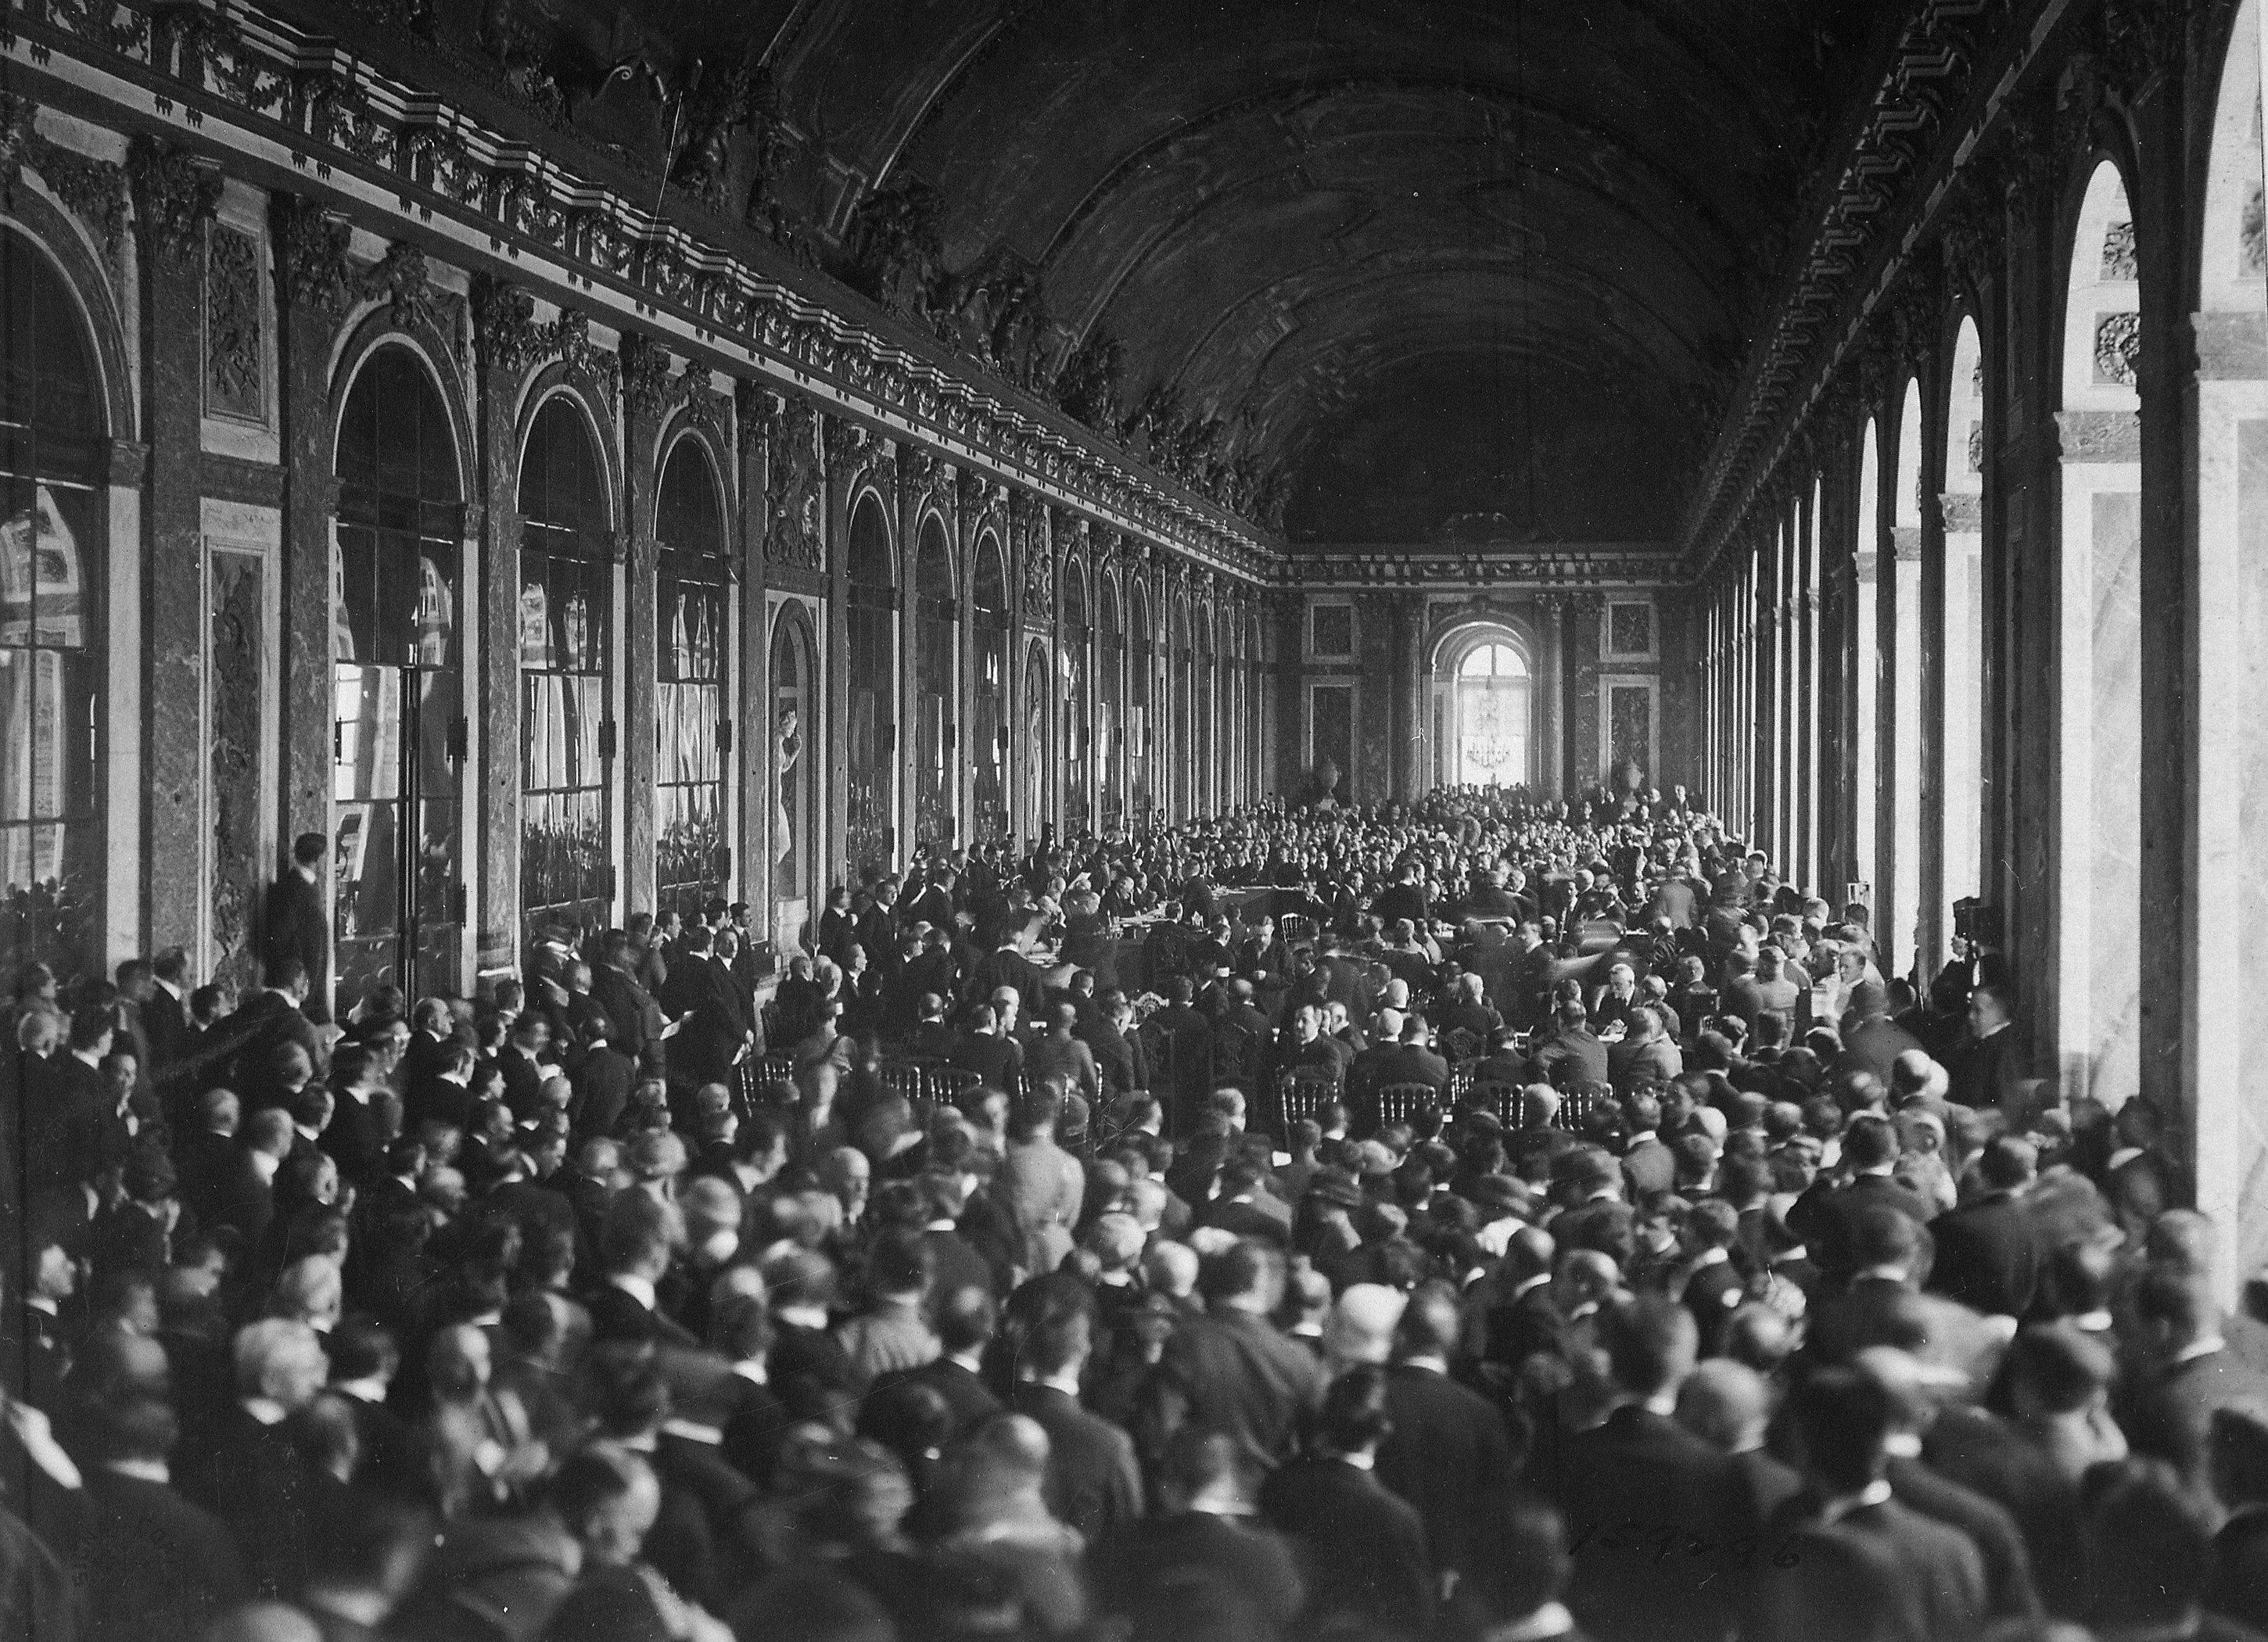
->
[
  {"left": 1448, "top": 1059, "right": 1479, "bottom": 1101},
  {"left": 1470, "top": 1080, "right": 1522, "bottom": 1124},
  {"left": 1211, "top": 1020, "right": 1261, "bottom": 1091},
  {"left": 1374, "top": 1082, "right": 1440, "bottom": 1128},
  {"left": 1558, "top": 1081, "right": 1613, "bottom": 1132},
  {"left": 1277, "top": 1067, "right": 1340, "bottom": 1131},
  {"left": 1277, "top": 913, "right": 1315, "bottom": 945},
  {"left": 928, "top": 1065, "right": 984, "bottom": 1109},
  {"left": 760, "top": 1052, "right": 797, "bottom": 1088},
  {"left": 879, "top": 1061, "right": 925, "bottom": 1106}
]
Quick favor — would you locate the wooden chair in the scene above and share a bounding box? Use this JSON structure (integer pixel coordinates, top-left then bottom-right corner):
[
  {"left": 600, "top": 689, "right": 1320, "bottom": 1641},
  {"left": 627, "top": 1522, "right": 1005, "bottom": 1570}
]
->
[
  {"left": 1210, "top": 1020, "right": 1264, "bottom": 1092},
  {"left": 1558, "top": 1081, "right": 1614, "bottom": 1133},
  {"left": 1276, "top": 913, "right": 1315, "bottom": 945},
  {"left": 1374, "top": 1082, "right": 1441, "bottom": 1128},
  {"left": 927, "top": 1065, "right": 983, "bottom": 1109},
  {"left": 760, "top": 1052, "right": 797, "bottom": 1088},
  {"left": 879, "top": 1060, "right": 925, "bottom": 1107},
  {"left": 1275, "top": 1067, "right": 1340, "bottom": 1135},
  {"left": 1448, "top": 1060, "right": 1479, "bottom": 1102},
  {"left": 1470, "top": 1080, "right": 1523, "bottom": 1124}
]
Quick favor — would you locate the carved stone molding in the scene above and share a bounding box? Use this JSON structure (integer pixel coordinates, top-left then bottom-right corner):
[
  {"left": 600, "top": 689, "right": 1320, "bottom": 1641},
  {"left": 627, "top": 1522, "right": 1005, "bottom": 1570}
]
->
[
  {"left": 127, "top": 137, "right": 218, "bottom": 272},
  {"left": 620, "top": 333, "right": 674, "bottom": 425},
  {"left": 474, "top": 277, "right": 615, "bottom": 397},
  {"left": 204, "top": 224, "right": 263, "bottom": 419},
  {"left": 278, "top": 198, "right": 356, "bottom": 317},
  {"left": 0, "top": 94, "right": 127, "bottom": 269},
  {"left": 763, "top": 393, "right": 824, "bottom": 570}
]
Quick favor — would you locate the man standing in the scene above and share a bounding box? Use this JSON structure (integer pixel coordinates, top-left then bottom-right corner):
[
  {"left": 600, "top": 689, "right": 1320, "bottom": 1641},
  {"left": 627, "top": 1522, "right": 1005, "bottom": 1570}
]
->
[
  {"left": 262, "top": 832, "right": 332, "bottom": 1024},
  {"left": 1948, "top": 981, "right": 2025, "bottom": 1119}
]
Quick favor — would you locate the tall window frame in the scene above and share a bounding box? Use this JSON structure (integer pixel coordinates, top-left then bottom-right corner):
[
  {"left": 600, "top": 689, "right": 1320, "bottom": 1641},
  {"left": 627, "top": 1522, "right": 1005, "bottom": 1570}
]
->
[
  {"left": 518, "top": 393, "right": 615, "bottom": 940},
  {"left": 0, "top": 230, "right": 108, "bottom": 984},
  {"left": 654, "top": 434, "right": 730, "bottom": 922}
]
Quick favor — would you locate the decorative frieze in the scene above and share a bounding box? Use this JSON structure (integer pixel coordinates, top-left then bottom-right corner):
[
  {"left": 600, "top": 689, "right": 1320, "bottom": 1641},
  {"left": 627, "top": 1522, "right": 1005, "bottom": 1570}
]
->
[
  {"left": 204, "top": 223, "right": 263, "bottom": 419},
  {"left": 127, "top": 137, "right": 219, "bottom": 272},
  {"left": 763, "top": 394, "right": 824, "bottom": 570}
]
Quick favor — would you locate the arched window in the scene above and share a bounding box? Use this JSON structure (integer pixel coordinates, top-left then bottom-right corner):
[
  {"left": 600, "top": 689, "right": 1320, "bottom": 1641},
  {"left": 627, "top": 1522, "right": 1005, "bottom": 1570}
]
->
[
  {"left": 770, "top": 604, "right": 816, "bottom": 916},
  {"left": 845, "top": 492, "right": 895, "bottom": 877},
  {"left": 1099, "top": 575, "right": 1124, "bottom": 834},
  {"left": 1854, "top": 416, "right": 1881, "bottom": 909},
  {"left": 1447, "top": 638, "right": 1531, "bottom": 787},
  {"left": 334, "top": 345, "right": 463, "bottom": 1007},
  {"left": 971, "top": 532, "right": 1010, "bottom": 845},
  {"left": 655, "top": 437, "right": 729, "bottom": 921},
  {"left": 1, "top": 231, "right": 107, "bottom": 983},
  {"left": 1129, "top": 581, "right": 1153, "bottom": 826},
  {"left": 1193, "top": 604, "right": 1213, "bottom": 817},
  {"left": 2054, "top": 157, "right": 2144, "bottom": 1107},
  {"left": 1889, "top": 378, "right": 1925, "bottom": 972},
  {"left": 519, "top": 396, "right": 613, "bottom": 938},
  {"left": 1062, "top": 561, "right": 1090, "bottom": 837},
  {"left": 913, "top": 514, "right": 956, "bottom": 850},
  {"left": 1940, "top": 319, "right": 1986, "bottom": 927}
]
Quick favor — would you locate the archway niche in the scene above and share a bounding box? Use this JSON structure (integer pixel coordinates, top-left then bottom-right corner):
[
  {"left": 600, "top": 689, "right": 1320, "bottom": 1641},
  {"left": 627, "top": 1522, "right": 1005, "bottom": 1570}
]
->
[
  {"left": 1941, "top": 317, "right": 1986, "bottom": 926},
  {"left": 1428, "top": 622, "right": 1537, "bottom": 791},
  {"left": 2054, "top": 157, "right": 2144, "bottom": 1110}
]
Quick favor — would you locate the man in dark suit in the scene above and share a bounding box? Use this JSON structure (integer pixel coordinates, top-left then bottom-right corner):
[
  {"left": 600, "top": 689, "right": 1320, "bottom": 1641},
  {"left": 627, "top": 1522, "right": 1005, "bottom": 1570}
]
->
[
  {"left": 28, "top": 1006, "right": 122, "bottom": 1196},
  {"left": 1806, "top": 1206, "right": 1932, "bottom": 1365},
  {"left": 173, "top": 1088, "right": 243, "bottom": 1230},
  {"left": 949, "top": 1003, "right": 1024, "bottom": 1092},
  {"left": 1607, "top": 1006, "right": 1684, "bottom": 1094},
  {"left": 144, "top": 948, "right": 199, "bottom": 1109},
  {"left": 586, "top": 1190, "right": 699, "bottom": 1350},
  {"left": 224, "top": 958, "right": 323, "bottom": 1109},
  {"left": 875, "top": 1284, "right": 1002, "bottom": 1438},
  {"left": 1376, "top": 1282, "right": 1517, "bottom": 1595},
  {"left": 2119, "top": 1266, "right": 2268, "bottom": 1493},
  {"left": 1534, "top": 1296, "right": 1759, "bottom": 1642},
  {"left": 493, "top": 1012, "right": 550, "bottom": 1120},
  {"left": 1927, "top": 1136, "right": 2042, "bottom": 1318},
  {"left": 1092, "top": 1427, "right": 1305, "bottom": 1642},
  {"left": 260, "top": 831, "right": 332, "bottom": 1024},
  {"left": 1947, "top": 981, "right": 2026, "bottom": 1119},
  {"left": 1143, "top": 975, "right": 1216, "bottom": 1128},
  {"left": 1528, "top": 999, "right": 1609, "bottom": 1090},
  {"left": 1750, "top": 1367, "right": 1986, "bottom": 1642},
  {"left": 321, "top": 1040, "right": 390, "bottom": 1188},
  {"left": 1005, "top": 1282, "right": 1143, "bottom": 1547},
  {"left": 1616, "top": 1088, "right": 1676, "bottom": 1200},
  {"left": 661, "top": 923, "right": 754, "bottom": 1089},
  {"left": 1785, "top": 1113, "right": 1934, "bottom": 1284},
  {"left": 177, "top": 1318, "right": 331, "bottom": 1601},
  {"left": 78, "top": 1389, "right": 249, "bottom": 1639},
  {"left": 1151, "top": 1241, "right": 1326, "bottom": 1473},
  {"left": 1260, "top": 1364, "right": 1434, "bottom": 1639},
  {"left": 1078, "top": 991, "right": 1145, "bottom": 1097}
]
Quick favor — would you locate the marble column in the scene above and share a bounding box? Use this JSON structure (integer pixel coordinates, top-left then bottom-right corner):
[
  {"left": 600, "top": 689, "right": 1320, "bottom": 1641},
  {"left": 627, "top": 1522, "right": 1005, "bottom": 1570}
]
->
[
  {"left": 472, "top": 285, "right": 530, "bottom": 979},
  {"left": 1394, "top": 594, "right": 1423, "bottom": 803},
  {"left": 132, "top": 142, "right": 217, "bottom": 959},
  {"left": 621, "top": 338, "right": 666, "bottom": 918}
]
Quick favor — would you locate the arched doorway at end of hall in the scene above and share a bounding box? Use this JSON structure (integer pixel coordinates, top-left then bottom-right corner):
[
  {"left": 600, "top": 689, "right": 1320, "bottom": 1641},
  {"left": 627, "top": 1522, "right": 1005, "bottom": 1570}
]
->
[{"left": 1428, "top": 623, "right": 1537, "bottom": 791}]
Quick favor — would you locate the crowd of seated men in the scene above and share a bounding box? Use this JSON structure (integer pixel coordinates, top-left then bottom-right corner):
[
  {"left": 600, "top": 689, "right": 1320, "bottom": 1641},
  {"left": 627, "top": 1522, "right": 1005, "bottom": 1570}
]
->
[{"left": 0, "top": 776, "right": 2254, "bottom": 1642}]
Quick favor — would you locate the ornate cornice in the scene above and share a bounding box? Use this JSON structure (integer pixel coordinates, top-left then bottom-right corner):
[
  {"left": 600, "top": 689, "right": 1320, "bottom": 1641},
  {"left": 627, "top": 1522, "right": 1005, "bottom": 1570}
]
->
[
  {"left": 1679, "top": 0, "right": 2080, "bottom": 581},
  {"left": 126, "top": 134, "right": 217, "bottom": 271},
  {"left": 9, "top": 0, "right": 1273, "bottom": 582},
  {"left": 1281, "top": 544, "right": 1680, "bottom": 591},
  {"left": 0, "top": 92, "right": 126, "bottom": 267}
]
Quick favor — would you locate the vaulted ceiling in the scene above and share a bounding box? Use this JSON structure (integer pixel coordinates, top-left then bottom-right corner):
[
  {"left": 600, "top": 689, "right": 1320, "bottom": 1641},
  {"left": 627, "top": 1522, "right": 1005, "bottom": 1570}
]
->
[{"left": 460, "top": 0, "right": 1892, "bottom": 546}]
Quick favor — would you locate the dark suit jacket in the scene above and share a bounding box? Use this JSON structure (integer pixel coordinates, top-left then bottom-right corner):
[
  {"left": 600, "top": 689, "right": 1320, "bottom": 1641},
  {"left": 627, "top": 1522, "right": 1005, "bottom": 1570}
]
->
[
  {"left": 1948, "top": 1027, "right": 2025, "bottom": 1117},
  {"left": 586, "top": 1282, "right": 699, "bottom": 1350},
  {"left": 226, "top": 990, "right": 322, "bottom": 1106},
  {"left": 261, "top": 870, "right": 328, "bottom": 1019},
  {"left": 1620, "top": 1136, "right": 1676, "bottom": 1200},
  {"left": 1093, "top": 1511, "right": 1306, "bottom": 1641},
  {"left": 1153, "top": 1307, "right": 1327, "bottom": 1472},
  {"left": 1786, "top": 1171, "right": 1936, "bottom": 1282},
  {"left": 1753, "top": 1493, "right": 1986, "bottom": 1642},
  {"left": 1529, "top": 1028, "right": 1609, "bottom": 1090},
  {"left": 1376, "top": 1363, "right": 1517, "bottom": 1581},
  {"left": 1925, "top": 1192, "right": 2040, "bottom": 1318},
  {"left": 1537, "top": 1404, "right": 1758, "bottom": 1642},
  {"left": 2119, "top": 1346, "right": 2268, "bottom": 1490},
  {"left": 1807, "top": 1275, "right": 1925, "bottom": 1365},
  {"left": 178, "top": 1404, "right": 321, "bottom": 1600},
  {"left": 875, "top": 1355, "right": 1001, "bottom": 1439},
  {"left": 321, "top": 1087, "right": 388, "bottom": 1187},
  {"left": 77, "top": 1466, "right": 248, "bottom": 1640},
  {"left": 949, "top": 1031, "right": 1023, "bottom": 1092},
  {"left": 1886, "top": 1453, "right": 2040, "bottom": 1622},
  {"left": 1259, "top": 1454, "right": 1434, "bottom": 1637},
  {"left": 665, "top": 953, "right": 754, "bottom": 1087},
  {"left": 1007, "top": 1382, "right": 1143, "bottom": 1547}
]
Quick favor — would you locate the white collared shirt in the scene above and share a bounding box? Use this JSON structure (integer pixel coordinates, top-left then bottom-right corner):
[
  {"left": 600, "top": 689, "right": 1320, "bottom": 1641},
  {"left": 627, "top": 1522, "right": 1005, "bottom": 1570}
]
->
[
  {"left": 608, "top": 1272, "right": 658, "bottom": 1311},
  {"left": 105, "top": 1457, "right": 170, "bottom": 1486}
]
